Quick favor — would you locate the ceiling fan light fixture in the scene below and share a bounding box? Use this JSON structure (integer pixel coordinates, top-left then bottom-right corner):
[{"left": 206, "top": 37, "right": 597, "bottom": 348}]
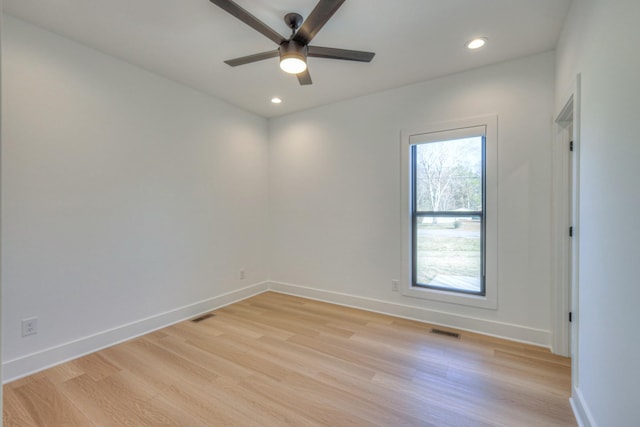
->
[
  {"left": 279, "top": 41, "right": 308, "bottom": 74},
  {"left": 280, "top": 57, "right": 307, "bottom": 74}
]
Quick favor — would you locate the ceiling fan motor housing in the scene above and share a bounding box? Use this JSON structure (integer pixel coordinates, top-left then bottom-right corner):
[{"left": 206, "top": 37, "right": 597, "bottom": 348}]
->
[{"left": 280, "top": 40, "right": 308, "bottom": 61}]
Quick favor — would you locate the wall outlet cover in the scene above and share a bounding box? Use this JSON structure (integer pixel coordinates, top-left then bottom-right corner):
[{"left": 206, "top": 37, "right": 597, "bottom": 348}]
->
[{"left": 22, "top": 317, "right": 38, "bottom": 337}]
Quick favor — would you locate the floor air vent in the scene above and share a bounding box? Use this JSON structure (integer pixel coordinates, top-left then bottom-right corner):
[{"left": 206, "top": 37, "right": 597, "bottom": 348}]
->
[
  {"left": 430, "top": 328, "right": 460, "bottom": 339},
  {"left": 191, "top": 313, "right": 215, "bottom": 323}
]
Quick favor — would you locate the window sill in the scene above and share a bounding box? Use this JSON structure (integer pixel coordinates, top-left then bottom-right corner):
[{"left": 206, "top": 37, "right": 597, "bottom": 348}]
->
[{"left": 401, "top": 284, "right": 497, "bottom": 310}]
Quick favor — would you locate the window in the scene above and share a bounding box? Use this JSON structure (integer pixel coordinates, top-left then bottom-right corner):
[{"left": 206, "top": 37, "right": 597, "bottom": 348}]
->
[
  {"left": 412, "top": 135, "right": 485, "bottom": 295},
  {"left": 401, "top": 116, "right": 497, "bottom": 309}
]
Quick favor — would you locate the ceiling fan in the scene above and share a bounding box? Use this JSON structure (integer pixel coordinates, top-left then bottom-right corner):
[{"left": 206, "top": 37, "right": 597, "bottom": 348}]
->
[{"left": 209, "top": 0, "right": 375, "bottom": 85}]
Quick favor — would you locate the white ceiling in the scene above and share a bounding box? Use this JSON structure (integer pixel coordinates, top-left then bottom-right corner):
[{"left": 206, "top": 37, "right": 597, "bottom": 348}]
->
[{"left": 4, "top": 0, "right": 572, "bottom": 118}]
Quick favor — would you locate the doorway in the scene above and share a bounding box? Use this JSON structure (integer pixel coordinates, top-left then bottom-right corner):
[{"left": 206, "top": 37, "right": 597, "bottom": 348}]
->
[{"left": 553, "top": 77, "right": 580, "bottom": 368}]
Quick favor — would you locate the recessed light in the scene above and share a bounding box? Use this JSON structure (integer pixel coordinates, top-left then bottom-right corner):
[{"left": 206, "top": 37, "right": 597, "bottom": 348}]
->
[
  {"left": 465, "top": 37, "right": 487, "bottom": 50},
  {"left": 271, "top": 97, "right": 282, "bottom": 104}
]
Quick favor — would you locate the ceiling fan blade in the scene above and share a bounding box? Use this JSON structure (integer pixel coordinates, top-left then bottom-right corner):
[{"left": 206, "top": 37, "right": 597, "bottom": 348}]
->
[
  {"left": 297, "top": 69, "right": 313, "bottom": 85},
  {"left": 293, "top": 0, "right": 346, "bottom": 45},
  {"left": 308, "top": 46, "right": 375, "bottom": 62},
  {"left": 209, "top": 0, "right": 286, "bottom": 45},
  {"left": 224, "top": 50, "right": 279, "bottom": 67}
]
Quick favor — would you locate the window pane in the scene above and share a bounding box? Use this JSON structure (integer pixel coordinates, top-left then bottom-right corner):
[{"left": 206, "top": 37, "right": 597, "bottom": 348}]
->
[
  {"left": 414, "top": 137, "right": 482, "bottom": 212},
  {"left": 415, "top": 216, "right": 482, "bottom": 293}
]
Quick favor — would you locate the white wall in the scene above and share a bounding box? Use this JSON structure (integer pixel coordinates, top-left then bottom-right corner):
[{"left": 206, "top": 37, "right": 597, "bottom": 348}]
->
[
  {"left": 269, "top": 52, "right": 556, "bottom": 346},
  {"left": 556, "top": 1, "right": 640, "bottom": 426},
  {"left": 1, "top": 16, "right": 269, "bottom": 380}
]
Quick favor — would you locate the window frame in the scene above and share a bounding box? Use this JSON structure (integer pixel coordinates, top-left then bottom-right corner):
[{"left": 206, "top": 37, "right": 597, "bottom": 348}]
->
[{"left": 401, "top": 115, "right": 498, "bottom": 309}]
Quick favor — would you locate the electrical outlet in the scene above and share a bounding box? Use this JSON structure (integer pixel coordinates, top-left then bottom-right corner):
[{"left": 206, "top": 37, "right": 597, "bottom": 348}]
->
[
  {"left": 240, "top": 269, "right": 245, "bottom": 280},
  {"left": 392, "top": 280, "right": 400, "bottom": 292},
  {"left": 22, "top": 317, "right": 38, "bottom": 337}
]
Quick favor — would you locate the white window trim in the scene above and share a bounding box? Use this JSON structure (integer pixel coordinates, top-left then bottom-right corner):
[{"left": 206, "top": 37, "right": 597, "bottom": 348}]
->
[{"left": 400, "top": 115, "right": 498, "bottom": 309}]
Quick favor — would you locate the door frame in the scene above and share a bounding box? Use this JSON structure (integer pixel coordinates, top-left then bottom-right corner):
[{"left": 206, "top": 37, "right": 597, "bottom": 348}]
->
[{"left": 551, "top": 74, "right": 581, "bottom": 365}]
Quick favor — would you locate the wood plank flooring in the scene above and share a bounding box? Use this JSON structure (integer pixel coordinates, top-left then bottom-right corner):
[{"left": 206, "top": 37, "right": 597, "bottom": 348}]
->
[{"left": 3, "top": 292, "right": 576, "bottom": 426}]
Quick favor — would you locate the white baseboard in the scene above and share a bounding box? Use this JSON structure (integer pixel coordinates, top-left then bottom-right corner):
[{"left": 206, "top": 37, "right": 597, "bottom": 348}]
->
[
  {"left": 570, "top": 387, "right": 596, "bottom": 427},
  {"left": 268, "top": 281, "right": 552, "bottom": 348},
  {"left": 3, "top": 280, "right": 553, "bottom": 383},
  {"left": 2, "top": 282, "right": 269, "bottom": 383}
]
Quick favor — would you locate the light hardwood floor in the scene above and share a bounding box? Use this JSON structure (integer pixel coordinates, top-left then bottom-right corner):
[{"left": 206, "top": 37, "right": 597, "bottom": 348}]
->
[{"left": 3, "top": 292, "right": 576, "bottom": 426}]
